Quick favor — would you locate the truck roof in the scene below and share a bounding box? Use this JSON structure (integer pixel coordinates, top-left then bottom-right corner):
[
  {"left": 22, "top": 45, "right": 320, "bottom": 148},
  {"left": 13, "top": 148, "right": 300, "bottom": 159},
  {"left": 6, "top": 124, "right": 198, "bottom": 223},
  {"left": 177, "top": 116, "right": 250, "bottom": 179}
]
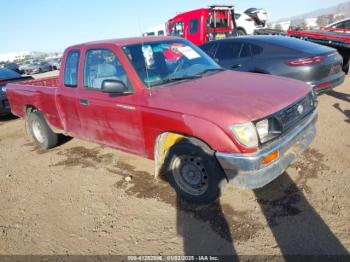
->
[{"left": 67, "top": 36, "right": 181, "bottom": 49}]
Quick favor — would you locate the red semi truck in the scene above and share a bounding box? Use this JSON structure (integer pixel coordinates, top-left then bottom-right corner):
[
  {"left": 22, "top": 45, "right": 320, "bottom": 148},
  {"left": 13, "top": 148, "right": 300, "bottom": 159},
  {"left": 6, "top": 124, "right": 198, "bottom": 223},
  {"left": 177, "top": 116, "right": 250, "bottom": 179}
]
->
[
  {"left": 6, "top": 37, "right": 317, "bottom": 203},
  {"left": 167, "top": 5, "right": 237, "bottom": 46}
]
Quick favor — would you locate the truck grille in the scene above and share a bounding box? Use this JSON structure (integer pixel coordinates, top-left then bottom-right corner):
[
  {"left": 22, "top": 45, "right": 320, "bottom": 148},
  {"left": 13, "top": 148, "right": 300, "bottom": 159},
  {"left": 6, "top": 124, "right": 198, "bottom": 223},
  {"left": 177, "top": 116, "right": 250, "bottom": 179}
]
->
[{"left": 276, "top": 93, "right": 315, "bottom": 132}]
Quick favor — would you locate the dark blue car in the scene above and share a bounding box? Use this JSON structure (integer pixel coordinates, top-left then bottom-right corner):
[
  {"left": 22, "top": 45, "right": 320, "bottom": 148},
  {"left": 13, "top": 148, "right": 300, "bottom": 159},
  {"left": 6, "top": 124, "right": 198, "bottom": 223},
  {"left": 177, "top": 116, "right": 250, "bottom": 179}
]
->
[{"left": 200, "top": 36, "right": 345, "bottom": 94}]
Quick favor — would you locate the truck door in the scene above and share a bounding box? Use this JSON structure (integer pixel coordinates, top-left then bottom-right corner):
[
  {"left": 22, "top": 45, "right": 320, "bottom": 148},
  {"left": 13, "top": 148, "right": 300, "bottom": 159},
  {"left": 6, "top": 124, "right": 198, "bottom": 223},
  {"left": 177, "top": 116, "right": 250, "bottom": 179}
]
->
[
  {"left": 56, "top": 50, "right": 82, "bottom": 136},
  {"left": 77, "top": 48, "right": 145, "bottom": 155}
]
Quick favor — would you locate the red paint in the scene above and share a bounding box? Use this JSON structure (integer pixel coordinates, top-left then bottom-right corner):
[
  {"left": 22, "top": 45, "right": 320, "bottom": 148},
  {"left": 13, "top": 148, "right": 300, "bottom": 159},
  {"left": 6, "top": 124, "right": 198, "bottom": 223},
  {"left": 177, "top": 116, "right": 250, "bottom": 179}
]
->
[
  {"left": 288, "top": 29, "right": 350, "bottom": 44},
  {"left": 315, "top": 82, "right": 332, "bottom": 89},
  {"left": 6, "top": 37, "right": 310, "bottom": 159},
  {"left": 167, "top": 7, "right": 235, "bottom": 45}
]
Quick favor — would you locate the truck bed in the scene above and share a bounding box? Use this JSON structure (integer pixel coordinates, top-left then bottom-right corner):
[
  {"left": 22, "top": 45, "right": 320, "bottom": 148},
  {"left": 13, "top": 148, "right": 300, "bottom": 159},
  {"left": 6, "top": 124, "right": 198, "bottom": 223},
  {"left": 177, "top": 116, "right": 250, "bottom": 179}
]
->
[
  {"left": 6, "top": 76, "right": 63, "bottom": 131},
  {"left": 15, "top": 76, "right": 60, "bottom": 88},
  {"left": 288, "top": 29, "right": 350, "bottom": 49}
]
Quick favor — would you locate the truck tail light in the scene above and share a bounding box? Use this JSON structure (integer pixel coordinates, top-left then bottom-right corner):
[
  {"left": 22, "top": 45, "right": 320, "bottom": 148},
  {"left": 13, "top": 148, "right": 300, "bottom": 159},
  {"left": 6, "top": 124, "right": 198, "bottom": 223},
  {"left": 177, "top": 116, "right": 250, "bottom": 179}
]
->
[{"left": 285, "top": 56, "right": 324, "bottom": 66}]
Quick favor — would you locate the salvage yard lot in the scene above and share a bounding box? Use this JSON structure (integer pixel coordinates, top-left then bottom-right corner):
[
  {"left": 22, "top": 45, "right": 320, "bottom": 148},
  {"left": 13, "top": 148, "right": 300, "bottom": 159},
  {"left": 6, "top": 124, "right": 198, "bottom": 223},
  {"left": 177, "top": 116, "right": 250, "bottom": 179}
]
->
[{"left": 0, "top": 73, "right": 349, "bottom": 255}]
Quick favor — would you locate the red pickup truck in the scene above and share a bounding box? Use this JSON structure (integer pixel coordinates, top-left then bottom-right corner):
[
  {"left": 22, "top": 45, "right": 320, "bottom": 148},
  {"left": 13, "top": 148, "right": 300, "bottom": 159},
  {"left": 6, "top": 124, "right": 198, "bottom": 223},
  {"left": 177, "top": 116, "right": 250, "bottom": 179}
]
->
[{"left": 6, "top": 37, "right": 317, "bottom": 203}]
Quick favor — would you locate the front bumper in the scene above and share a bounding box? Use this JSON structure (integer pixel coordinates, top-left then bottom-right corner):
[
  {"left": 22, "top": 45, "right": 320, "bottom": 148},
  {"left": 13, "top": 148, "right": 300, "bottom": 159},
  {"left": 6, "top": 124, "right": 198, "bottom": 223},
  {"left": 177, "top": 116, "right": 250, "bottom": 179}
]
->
[{"left": 215, "top": 110, "right": 317, "bottom": 189}]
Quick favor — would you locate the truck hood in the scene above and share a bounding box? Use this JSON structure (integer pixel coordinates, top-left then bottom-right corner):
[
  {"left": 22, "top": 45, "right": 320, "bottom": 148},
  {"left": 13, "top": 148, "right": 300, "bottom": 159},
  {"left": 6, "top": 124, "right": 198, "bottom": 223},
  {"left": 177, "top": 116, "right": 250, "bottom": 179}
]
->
[{"left": 147, "top": 70, "right": 311, "bottom": 124}]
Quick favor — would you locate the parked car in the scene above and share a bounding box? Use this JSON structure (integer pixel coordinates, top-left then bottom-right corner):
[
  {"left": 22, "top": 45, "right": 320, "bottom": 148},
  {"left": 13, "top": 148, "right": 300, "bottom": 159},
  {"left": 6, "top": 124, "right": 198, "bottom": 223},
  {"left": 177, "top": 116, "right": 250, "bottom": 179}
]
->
[
  {"left": 321, "top": 17, "right": 350, "bottom": 34},
  {"left": 4, "top": 63, "right": 21, "bottom": 74},
  {"left": 19, "top": 60, "right": 36, "bottom": 74},
  {"left": 234, "top": 9, "right": 269, "bottom": 35},
  {"left": 200, "top": 36, "right": 345, "bottom": 94},
  {"left": 0, "top": 68, "right": 32, "bottom": 115},
  {"left": 25, "top": 61, "right": 52, "bottom": 74},
  {"left": 47, "top": 58, "right": 61, "bottom": 70},
  {"left": 234, "top": 11, "right": 256, "bottom": 35},
  {"left": 244, "top": 8, "right": 269, "bottom": 29},
  {"left": 6, "top": 37, "right": 317, "bottom": 203}
]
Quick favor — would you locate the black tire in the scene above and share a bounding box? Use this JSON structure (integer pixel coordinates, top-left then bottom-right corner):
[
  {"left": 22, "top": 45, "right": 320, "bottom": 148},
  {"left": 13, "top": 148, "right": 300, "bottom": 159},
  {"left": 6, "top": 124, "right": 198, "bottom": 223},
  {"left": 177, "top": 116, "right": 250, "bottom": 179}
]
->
[
  {"left": 237, "top": 29, "right": 246, "bottom": 36},
  {"left": 27, "top": 110, "right": 58, "bottom": 149},
  {"left": 164, "top": 139, "right": 227, "bottom": 204}
]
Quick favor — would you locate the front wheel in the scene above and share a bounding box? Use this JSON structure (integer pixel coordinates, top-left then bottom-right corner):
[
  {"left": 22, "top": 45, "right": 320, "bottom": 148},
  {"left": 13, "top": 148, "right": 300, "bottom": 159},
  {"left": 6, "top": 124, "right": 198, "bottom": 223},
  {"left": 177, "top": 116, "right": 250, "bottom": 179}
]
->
[
  {"left": 165, "top": 140, "right": 227, "bottom": 204},
  {"left": 27, "top": 110, "right": 58, "bottom": 149}
]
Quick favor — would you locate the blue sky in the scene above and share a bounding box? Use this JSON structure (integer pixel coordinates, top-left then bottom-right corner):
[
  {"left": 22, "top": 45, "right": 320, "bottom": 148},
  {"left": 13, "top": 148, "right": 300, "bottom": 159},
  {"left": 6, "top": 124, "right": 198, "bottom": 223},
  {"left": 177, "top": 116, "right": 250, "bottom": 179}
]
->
[{"left": 0, "top": 0, "right": 346, "bottom": 53}]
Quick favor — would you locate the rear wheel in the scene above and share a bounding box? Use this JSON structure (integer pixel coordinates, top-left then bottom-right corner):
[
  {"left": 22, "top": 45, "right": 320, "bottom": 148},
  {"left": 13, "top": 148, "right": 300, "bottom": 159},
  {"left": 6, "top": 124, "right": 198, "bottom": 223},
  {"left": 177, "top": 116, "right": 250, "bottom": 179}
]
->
[
  {"left": 165, "top": 140, "right": 227, "bottom": 204},
  {"left": 27, "top": 111, "right": 58, "bottom": 149}
]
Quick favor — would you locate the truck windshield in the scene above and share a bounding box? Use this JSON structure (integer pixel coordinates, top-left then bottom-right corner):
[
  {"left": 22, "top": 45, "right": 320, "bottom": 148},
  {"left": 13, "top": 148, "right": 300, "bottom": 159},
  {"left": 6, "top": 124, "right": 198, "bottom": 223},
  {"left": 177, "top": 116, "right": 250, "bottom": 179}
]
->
[{"left": 123, "top": 40, "right": 222, "bottom": 88}]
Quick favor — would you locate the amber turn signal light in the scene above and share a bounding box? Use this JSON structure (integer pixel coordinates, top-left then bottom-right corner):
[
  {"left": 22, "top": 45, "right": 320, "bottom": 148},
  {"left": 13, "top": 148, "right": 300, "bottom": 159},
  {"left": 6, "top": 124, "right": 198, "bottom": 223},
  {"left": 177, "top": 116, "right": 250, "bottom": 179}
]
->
[{"left": 261, "top": 150, "right": 279, "bottom": 165}]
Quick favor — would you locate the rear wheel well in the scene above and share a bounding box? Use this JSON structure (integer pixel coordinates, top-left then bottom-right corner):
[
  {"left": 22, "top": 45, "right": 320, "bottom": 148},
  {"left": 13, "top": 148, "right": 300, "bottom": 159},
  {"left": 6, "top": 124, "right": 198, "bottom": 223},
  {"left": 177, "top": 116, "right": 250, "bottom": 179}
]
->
[{"left": 24, "top": 105, "right": 38, "bottom": 135}]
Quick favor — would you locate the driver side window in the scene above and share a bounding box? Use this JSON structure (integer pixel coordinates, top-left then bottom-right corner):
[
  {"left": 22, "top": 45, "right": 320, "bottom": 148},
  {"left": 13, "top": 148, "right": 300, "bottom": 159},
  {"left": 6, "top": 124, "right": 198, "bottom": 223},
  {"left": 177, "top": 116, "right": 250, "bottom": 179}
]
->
[{"left": 83, "top": 49, "right": 131, "bottom": 90}]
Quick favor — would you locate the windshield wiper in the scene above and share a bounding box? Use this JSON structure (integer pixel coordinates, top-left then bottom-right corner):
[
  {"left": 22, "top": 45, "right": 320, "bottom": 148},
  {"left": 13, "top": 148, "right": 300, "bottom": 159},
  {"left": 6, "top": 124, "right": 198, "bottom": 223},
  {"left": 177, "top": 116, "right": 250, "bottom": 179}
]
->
[
  {"left": 195, "top": 68, "right": 225, "bottom": 76},
  {"left": 149, "top": 75, "right": 202, "bottom": 87}
]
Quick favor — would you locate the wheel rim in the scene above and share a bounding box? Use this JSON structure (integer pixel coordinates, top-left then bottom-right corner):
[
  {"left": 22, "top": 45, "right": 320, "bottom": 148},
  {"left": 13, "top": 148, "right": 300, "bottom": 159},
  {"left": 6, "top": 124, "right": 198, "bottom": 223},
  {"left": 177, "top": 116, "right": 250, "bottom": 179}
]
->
[
  {"left": 32, "top": 119, "right": 45, "bottom": 143},
  {"left": 172, "top": 155, "right": 209, "bottom": 196}
]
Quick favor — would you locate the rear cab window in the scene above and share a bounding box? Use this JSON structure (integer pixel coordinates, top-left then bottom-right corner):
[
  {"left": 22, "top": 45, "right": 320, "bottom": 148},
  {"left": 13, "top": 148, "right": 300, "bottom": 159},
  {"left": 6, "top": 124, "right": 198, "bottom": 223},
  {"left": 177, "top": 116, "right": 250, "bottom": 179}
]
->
[
  {"left": 64, "top": 51, "right": 80, "bottom": 87},
  {"left": 83, "top": 49, "right": 131, "bottom": 91}
]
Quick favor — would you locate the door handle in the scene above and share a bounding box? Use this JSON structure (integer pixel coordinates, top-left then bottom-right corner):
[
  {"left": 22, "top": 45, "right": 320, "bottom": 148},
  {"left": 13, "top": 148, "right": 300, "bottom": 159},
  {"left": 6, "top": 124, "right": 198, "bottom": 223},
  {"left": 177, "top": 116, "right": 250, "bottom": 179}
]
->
[
  {"left": 231, "top": 64, "right": 242, "bottom": 69},
  {"left": 79, "top": 99, "right": 89, "bottom": 106}
]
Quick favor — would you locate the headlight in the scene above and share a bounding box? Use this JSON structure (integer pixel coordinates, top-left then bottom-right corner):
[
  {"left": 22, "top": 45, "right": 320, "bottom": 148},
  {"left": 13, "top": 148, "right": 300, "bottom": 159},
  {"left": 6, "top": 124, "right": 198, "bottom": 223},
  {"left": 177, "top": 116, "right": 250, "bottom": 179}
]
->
[
  {"left": 1, "top": 86, "right": 6, "bottom": 93},
  {"left": 230, "top": 122, "right": 258, "bottom": 148}
]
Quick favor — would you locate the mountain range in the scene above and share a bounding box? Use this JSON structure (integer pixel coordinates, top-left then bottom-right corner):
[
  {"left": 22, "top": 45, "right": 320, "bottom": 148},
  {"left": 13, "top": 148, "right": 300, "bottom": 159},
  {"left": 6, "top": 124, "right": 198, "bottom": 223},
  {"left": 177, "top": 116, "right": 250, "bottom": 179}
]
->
[{"left": 275, "top": 1, "right": 350, "bottom": 22}]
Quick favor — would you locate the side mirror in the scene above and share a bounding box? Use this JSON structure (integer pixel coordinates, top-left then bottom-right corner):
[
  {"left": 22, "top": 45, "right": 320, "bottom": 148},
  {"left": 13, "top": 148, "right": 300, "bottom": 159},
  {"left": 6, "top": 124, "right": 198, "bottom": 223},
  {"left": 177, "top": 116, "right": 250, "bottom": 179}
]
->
[{"left": 101, "top": 79, "right": 128, "bottom": 94}]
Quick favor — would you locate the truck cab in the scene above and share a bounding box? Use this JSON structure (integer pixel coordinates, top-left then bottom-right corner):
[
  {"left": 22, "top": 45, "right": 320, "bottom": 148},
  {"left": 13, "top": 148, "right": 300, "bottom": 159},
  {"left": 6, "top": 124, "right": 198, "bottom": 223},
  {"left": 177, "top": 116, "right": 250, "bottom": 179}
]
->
[{"left": 167, "top": 5, "right": 237, "bottom": 45}]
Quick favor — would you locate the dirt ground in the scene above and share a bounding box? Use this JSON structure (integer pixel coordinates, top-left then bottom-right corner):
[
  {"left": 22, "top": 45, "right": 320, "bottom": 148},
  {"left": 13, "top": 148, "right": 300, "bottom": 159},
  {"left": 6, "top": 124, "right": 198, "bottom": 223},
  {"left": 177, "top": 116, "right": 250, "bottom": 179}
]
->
[{"left": 0, "top": 71, "right": 349, "bottom": 256}]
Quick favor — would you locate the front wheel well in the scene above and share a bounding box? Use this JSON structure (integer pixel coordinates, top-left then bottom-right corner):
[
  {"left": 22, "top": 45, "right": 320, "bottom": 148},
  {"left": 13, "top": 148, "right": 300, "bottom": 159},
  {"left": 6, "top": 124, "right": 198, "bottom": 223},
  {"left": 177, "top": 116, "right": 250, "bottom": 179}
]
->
[{"left": 153, "top": 132, "right": 213, "bottom": 178}]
